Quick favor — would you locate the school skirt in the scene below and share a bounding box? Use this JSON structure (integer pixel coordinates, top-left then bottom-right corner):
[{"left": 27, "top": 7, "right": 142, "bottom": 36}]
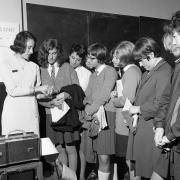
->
[
  {"left": 93, "top": 111, "right": 115, "bottom": 155},
  {"left": 80, "top": 129, "right": 97, "bottom": 163},
  {"left": 46, "top": 114, "right": 80, "bottom": 145}
]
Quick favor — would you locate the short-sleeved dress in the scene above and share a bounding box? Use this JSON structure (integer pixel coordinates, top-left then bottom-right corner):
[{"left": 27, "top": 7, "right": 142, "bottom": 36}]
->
[{"left": 0, "top": 54, "right": 41, "bottom": 136}]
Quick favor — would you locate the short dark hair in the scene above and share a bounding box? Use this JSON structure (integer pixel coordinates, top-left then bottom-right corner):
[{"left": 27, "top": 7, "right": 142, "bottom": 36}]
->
[
  {"left": 38, "top": 39, "right": 65, "bottom": 68},
  {"left": 69, "top": 43, "right": 87, "bottom": 65},
  {"left": 10, "top": 31, "right": 36, "bottom": 54},
  {"left": 133, "top": 37, "right": 161, "bottom": 61},
  {"left": 87, "top": 43, "right": 108, "bottom": 63},
  {"left": 113, "top": 41, "right": 135, "bottom": 67}
]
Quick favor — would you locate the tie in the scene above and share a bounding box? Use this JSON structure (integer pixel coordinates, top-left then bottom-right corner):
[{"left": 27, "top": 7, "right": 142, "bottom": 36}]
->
[{"left": 51, "top": 65, "right": 55, "bottom": 81}]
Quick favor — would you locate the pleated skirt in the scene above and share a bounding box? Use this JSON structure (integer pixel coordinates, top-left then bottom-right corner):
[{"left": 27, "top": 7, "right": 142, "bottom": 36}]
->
[{"left": 93, "top": 111, "right": 115, "bottom": 155}]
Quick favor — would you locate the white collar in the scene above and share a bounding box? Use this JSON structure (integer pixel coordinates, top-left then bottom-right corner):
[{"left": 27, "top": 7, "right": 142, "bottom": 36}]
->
[
  {"left": 123, "top": 64, "right": 136, "bottom": 72},
  {"left": 48, "top": 62, "right": 59, "bottom": 69},
  {"left": 154, "top": 57, "right": 163, "bottom": 67},
  {"left": 175, "top": 58, "right": 180, "bottom": 63},
  {"left": 95, "top": 64, "right": 106, "bottom": 75},
  {"left": 75, "top": 66, "right": 83, "bottom": 71}
]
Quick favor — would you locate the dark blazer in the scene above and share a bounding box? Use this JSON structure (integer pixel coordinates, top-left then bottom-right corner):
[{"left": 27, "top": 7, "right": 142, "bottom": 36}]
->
[
  {"left": 156, "top": 60, "right": 180, "bottom": 153},
  {"left": 51, "top": 84, "right": 85, "bottom": 132},
  {"left": 128, "top": 60, "right": 172, "bottom": 178},
  {"left": 38, "top": 62, "right": 79, "bottom": 113},
  {"left": 165, "top": 61, "right": 180, "bottom": 140},
  {"left": 154, "top": 60, "right": 180, "bottom": 141},
  {"left": 135, "top": 60, "right": 172, "bottom": 121}
]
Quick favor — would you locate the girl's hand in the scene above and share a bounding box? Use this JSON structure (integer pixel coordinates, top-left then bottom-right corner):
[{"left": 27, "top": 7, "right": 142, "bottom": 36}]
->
[
  {"left": 36, "top": 93, "right": 48, "bottom": 99},
  {"left": 110, "top": 91, "right": 118, "bottom": 98},
  {"left": 56, "top": 92, "right": 71, "bottom": 100},
  {"left": 52, "top": 98, "right": 64, "bottom": 107},
  {"left": 46, "top": 85, "right": 54, "bottom": 96},
  {"left": 158, "top": 136, "right": 170, "bottom": 147},
  {"left": 63, "top": 92, "right": 72, "bottom": 100},
  {"left": 154, "top": 128, "right": 164, "bottom": 147},
  {"left": 56, "top": 92, "right": 65, "bottom": 100}
]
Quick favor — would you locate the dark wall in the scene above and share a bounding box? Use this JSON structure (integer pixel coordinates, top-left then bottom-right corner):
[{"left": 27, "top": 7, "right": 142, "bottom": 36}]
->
[
  {"left": 139, "top": 16, "right": 174, "bottom": 66},
  {"left": 26, "top": 3, "right": 171, "bottom": 63},
  {"left": 27, "top": 4, "right": 89, "bottom": 56},
  {"left": 89, "top": 12, "right": 139, "bottom": 50},
  {"left": 26, "top": 4, "right": 139, "bottom": 57}
]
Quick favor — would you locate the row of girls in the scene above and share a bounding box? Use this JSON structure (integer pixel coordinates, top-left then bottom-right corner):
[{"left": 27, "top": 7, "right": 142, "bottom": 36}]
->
[{"left": 0, "top": 10, "right": 180, "bottom": 180}]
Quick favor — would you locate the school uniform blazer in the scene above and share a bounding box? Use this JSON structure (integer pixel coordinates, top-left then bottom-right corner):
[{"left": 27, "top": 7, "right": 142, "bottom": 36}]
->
[
  {"left": 135, "top": 60, "right": 172, "bottom": 121},
  {"left": 38, "top": 62, "right": 79, "bottom": 114},
  {"left": 51, "top": 84, "right": 85, "bottom": 132},
  {"left": 162, "top": 60, "right": 180, "bottom": 141},
  {"left": 128, "top": 60, "right": 172, "bottom": 178}
]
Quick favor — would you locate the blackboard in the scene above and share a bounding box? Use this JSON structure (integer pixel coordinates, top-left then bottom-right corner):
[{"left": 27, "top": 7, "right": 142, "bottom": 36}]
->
[
  {"left": 89, "top": 12, "right": 139, "bottom": 50},
  {"left": 26, "top": 4, "right": 139, "bottom": 56},
  {"left": 139, "top": 16, "right": 169, "bottom": 44},
  {"left": 27, "top": 3, "right": 89, "bottom": 55},
  {"left": 26, "top": 4, "right": 172, "bottom": 65}
]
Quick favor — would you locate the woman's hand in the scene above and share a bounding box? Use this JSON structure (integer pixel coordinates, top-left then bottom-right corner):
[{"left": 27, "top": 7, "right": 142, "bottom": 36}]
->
[
  {"left": 35, "top": 85, "right": 53, "bottom": 95},
  {"left": 45, "top": 85, "right": 54, "bottom": 96},
  {"left": 36, "top": 93, "right": 48, "bottom": 99},
  {"left": 129, "top": 106, "right": 141, "bottom": 115}
]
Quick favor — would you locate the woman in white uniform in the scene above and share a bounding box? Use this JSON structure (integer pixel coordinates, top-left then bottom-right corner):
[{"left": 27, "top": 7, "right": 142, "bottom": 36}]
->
[{"left": 0, "top": 31, "right": 49, "bottom": 136}]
